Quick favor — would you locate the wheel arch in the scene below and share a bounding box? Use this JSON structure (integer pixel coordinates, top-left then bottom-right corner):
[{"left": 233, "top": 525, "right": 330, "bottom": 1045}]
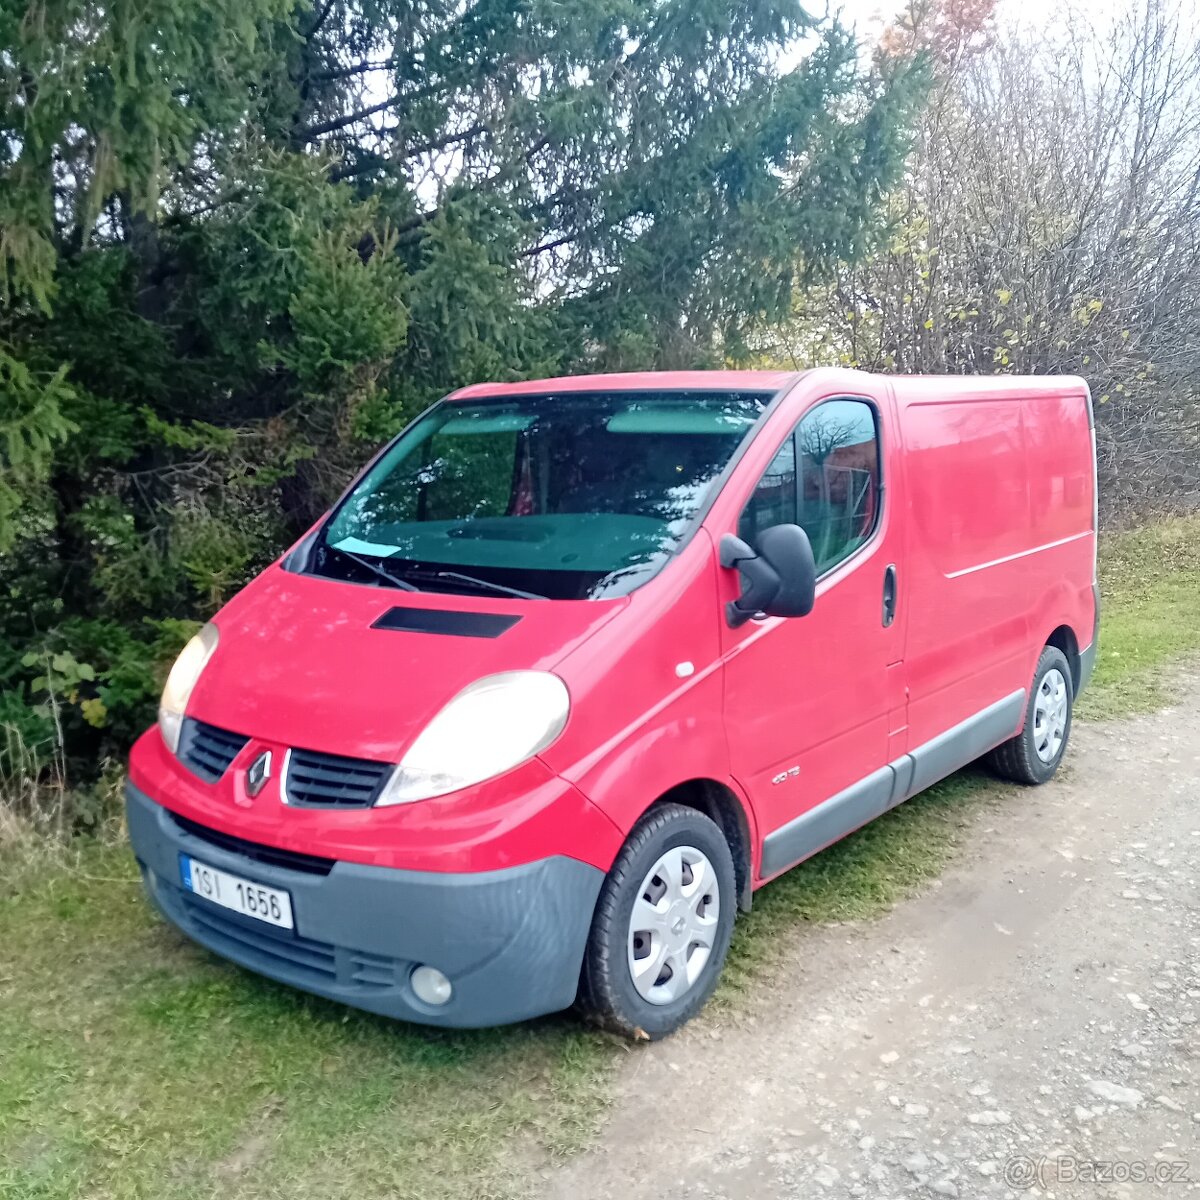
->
[
  {"left": 643, "top": 779, "right": 755, "bottom": 913},
  {"left": 1044, "top": 623, "right": 1082, "bottom": 693}
]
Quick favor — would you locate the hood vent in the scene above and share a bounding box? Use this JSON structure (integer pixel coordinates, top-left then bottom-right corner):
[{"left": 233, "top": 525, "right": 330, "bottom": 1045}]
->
[{"left": 371, "top": 607, "right": 522, "bottom": 638}]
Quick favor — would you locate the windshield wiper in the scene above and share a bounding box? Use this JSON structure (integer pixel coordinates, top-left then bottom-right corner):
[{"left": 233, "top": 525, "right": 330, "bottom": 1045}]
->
[
  {"left": 406, "top": 568, "right": 547, "bottom": 601},
  {"left": 332, "top": 547, "right": 420, "bottom": 592}
]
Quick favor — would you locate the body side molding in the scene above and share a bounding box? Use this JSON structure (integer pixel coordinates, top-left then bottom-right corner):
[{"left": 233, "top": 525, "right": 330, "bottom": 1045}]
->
[
  {"left": 760, "top": 766, "right": 894, "bottom": 878},
  {"left": 760, "top": 689, "right": 1026, "bottom": 880},
  {"left": 893, "top": 689, "right": 1025, "bottom": 803}
]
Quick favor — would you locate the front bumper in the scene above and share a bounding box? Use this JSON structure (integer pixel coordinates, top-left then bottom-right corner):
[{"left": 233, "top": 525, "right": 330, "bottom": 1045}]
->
[{"left": 126, "top": 782, "right": 604, "bottom": 1028}]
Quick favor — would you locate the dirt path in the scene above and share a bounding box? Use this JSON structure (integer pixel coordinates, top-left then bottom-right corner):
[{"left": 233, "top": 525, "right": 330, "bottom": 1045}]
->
[{"left": 542, "top": 673, "right": 1200, "bottom": 1198}]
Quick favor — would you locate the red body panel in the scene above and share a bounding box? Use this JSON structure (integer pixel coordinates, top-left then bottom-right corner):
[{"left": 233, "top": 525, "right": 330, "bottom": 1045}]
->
[
  {"left": 189, "top": 564, "right": 622, "bottom": 761},
  {"left": 129, "top": 368, "right": 1097, "bottom": 888},
  {"left": 892, "top": 377, "right": 1096, "bottom": 748},
  {"left": 128, "top": 724, "right": 624, "bottom": 873},
  {"left": 541, "top": 529, "right": 753, "bottom": 847}
]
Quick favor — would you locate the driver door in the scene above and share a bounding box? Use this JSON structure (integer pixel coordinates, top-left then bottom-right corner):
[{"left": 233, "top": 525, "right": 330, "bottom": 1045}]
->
[{"left": 719, "top": 388, "right": 907, "bottom": 880}]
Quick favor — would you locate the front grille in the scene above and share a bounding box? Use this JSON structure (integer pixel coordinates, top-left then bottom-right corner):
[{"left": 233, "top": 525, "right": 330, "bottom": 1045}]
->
[
  {"left": 283, "top": 747, "right": 394, "bottom": 808},
  {"left": 178, "top": 718, "right": 249, "bottom": 783},
  {"left": 170, "top": 811, "right": 336, "bottom": 876},
  {"left": 179, "top": 894, "right": 400, "bottom": 991}
]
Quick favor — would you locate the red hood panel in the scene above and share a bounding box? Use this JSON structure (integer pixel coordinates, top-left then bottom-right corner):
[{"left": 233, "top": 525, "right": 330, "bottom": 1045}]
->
[{"left": 186, "top": 565, "right": 622, "bottom": 760}]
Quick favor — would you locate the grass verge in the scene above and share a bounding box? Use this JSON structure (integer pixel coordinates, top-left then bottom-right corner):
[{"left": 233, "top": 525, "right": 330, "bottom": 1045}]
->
[
  {"left": 3, "top": 516, "right": 1198, "bottom": 1198},
  {"left": 1077, "top": 515, "right": 1200, "bottom": 718},
  {"left": 0, "top": 848, "right": 615, "bottom": 1200}
]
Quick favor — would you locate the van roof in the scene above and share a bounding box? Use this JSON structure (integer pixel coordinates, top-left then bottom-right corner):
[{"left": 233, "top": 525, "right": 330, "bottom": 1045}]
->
[
  {"left": 449, "top": 370, "right": 797, "bottom": 399},
  {"left": 888, "top": 373, "right": 1090, "bottom": 402},
  {"left": 449, "top": 368, "right": 1090, "bottom": 403}
]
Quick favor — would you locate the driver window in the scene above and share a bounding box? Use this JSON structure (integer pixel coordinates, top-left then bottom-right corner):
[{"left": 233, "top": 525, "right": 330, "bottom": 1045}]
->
[{"left": 738, "top": 399, "right": 881, "bottom": 575}]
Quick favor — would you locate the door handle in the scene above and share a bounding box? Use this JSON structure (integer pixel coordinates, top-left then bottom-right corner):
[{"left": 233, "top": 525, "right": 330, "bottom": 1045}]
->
[{"left": 882, "top": 563, "right": 897, "bottom": 628}]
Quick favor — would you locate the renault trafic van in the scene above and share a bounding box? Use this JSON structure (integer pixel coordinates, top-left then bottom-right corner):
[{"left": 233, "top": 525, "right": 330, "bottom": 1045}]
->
[{"left": 127, "top": 368, "right": 1099, "bottom": 1038}]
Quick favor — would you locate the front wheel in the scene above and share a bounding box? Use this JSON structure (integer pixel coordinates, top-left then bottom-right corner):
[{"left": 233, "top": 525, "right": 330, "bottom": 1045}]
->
[
  {"left": 578, "top": 803, "right": 736, "bottom": 1040},
  {"left": 988, "top": 645, "right": 1074, "bottom": 784}
]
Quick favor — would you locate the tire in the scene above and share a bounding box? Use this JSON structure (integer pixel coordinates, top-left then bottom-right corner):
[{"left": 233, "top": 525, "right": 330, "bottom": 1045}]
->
[
  {"left": 988, "top": 645, "right": 1074, "bottom": 785},
  {"left": 578, "top": 803, "right": 736, "bottom": 1041}
]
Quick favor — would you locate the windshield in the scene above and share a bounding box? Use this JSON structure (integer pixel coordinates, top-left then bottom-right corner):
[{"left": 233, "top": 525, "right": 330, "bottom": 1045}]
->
[{"left": 307, "top": 390, "right": 769, "bottom": 600}]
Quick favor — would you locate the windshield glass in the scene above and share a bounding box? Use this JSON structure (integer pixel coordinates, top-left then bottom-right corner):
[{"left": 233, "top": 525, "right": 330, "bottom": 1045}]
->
[{"left": 308, "top": 390, "right": 769, "bottom": 599}]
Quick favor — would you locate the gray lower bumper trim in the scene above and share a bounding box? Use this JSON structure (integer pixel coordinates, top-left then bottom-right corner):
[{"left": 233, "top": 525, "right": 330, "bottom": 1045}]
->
[
  {"left": 761, "top": 690, "right": 1026, "bottom": 879},
  {"left": 125, "top": 782, "right": 604, "bottom": 1028}
]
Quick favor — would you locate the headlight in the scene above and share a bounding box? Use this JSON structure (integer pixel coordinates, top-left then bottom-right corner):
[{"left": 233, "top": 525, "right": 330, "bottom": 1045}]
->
[
  {"left": 158, "top": 622, "right": 219, "bottom": 754},
  {"left": 376, "top": 671, "right": 569, "bottom": 805}
]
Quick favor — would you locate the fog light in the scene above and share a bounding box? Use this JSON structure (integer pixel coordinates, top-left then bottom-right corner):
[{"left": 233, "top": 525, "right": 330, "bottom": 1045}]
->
[{"left": 411, "top": 964, "right": 453, "bottom": 1006}]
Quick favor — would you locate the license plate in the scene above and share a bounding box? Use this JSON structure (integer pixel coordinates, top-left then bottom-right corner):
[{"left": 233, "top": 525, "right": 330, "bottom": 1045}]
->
[{"left": 179, "top": 854, "right": 294, "bottom": 930}]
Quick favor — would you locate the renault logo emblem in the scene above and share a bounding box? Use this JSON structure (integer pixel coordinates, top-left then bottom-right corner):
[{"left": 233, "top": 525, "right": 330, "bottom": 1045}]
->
[{"left": 246, "top": 750, "right": 272, "bottom": 798}]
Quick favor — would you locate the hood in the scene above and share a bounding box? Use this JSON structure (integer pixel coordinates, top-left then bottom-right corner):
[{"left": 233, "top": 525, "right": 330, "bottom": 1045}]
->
[{"left": 185, "top": 564, "right": 623, "bottom": 760}]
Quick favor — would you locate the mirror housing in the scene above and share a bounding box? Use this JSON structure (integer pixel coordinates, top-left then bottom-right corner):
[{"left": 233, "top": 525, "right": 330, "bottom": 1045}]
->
[{"left": 720, "top": 525, "right": 817, "bottom": 628}]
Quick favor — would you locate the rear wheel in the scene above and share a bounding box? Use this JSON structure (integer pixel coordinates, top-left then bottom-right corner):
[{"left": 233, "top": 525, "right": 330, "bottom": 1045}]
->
[
  {"left": 988, "top": 645, "right": 1074, "bottom": 784},
  {"left": 579, "top": 803, "right": 735, "bottom": 1040}
]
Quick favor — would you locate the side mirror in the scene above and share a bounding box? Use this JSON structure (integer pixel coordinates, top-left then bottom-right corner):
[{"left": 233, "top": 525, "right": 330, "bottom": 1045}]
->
[{"left": 720, "top": 525, "right": 817, "bottom": 628}]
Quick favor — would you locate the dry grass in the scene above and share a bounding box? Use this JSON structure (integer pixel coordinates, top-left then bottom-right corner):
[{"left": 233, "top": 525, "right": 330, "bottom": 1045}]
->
[
  {"left": 0, "top": 723, "right": 70, "bottom": 857},
  {"left": 0, "top": 724, "right": 125, "bottom": 894}
]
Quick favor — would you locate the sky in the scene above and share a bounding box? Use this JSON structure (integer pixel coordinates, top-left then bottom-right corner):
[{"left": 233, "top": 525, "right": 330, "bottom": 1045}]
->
[{"left": 828, "top": 0, "right": 1129, "bottom": 43}]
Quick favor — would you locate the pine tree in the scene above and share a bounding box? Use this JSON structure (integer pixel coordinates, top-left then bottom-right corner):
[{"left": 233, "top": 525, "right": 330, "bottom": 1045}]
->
[{"left": 0, "top": 0, "right": 924, "bottom": 775}]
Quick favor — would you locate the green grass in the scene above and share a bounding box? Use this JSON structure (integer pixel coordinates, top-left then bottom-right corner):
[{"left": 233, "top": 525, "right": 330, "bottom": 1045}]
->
[
  {"left": 0, "top": 851, "right": 616, "bottom": 1200},
  {"left": 3, "top": 516, "right": 1199, "bottom": 1199},
  {"left": 1078, "top": 515, "right": 1200, "bottom": 718}
]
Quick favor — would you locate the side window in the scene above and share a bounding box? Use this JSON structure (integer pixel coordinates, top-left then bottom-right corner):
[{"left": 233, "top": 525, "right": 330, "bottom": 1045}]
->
[
  {"left": 738, "top": 438, "right": 796, "bottom": 545},
  {"left": 739, "top": 399, "right": 881, "bottom": 575}
]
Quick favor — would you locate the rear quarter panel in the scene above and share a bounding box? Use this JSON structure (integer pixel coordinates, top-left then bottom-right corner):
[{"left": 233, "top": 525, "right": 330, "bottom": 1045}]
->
[
  {"left": 898, "top": 380, "right": 1095, "bottom": 748},
  {"left": 1022, "top": 388, "right": 1098, "bottom": 658}
]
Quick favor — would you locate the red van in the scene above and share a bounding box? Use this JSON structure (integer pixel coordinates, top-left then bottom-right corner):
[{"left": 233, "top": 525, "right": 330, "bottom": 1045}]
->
[{"left": 127, "top": 368, "right": 1098, "bottom": 1038}]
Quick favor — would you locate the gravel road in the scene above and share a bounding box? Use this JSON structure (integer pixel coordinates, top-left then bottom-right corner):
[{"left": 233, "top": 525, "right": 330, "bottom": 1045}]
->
[{"left": 543, "top": 672, "right": 1200, "bottom": 1199}]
